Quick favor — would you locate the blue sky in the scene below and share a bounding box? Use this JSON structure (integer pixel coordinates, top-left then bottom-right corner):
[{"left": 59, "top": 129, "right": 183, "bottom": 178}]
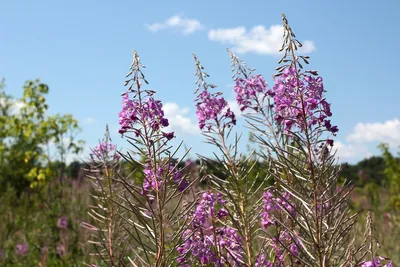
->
[{"left": 1, "top": 0, "right": 399, "bottom": 163}]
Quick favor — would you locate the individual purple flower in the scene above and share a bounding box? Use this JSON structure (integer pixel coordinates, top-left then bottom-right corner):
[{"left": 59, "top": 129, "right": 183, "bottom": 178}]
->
[
  {"left": 162, "top": 131, "right": 175, "bottom": 140},
  {"left": 361, "top": 258, "right": 393, "bottom": 267},
  {"left": 290, "top": 243, "right": 299, "bottom": 257},
  {"left": 57, "top": 216, "right": 68, "bottom": 229},
  {"left": 160, "top": 118, "right": 169, "bottom": 127},
  {"left": 15, "top": 243, "right": 29, "bottom": 256},
  {"left": 217, "top": 208, "right": 229, "bottom": 219},
  {"left": 327, "top": 138, "right": 334, "bottom": 147},
  {"left": 362, "top": 258, "right": 382, "bottom": 267}
]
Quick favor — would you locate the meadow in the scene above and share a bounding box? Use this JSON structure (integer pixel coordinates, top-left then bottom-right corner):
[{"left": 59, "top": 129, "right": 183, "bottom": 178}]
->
[{"left": 1, "top": 13, "right": 399, "bottom": 267}]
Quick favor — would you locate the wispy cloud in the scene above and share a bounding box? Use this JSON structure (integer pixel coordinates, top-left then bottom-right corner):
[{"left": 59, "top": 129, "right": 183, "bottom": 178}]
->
[
  {"left": 163, "top": 102, "right": 200, "bottom": 134},
  {"left": 346, "top": 119, "right": 400, "bottom": 146},
  {"left": 333, "top": 118, "right": 400, "bottom": 161},
  {"left": 83, "top": 116, "right": 97, "bottom": 125},
  {"left": 227, "top": 100, "right": 241, "bottom": 117},
  {"left": 332, "top": 141, "right": 371, "bottom": 161},
  {"left": 208, "top": 25, "right": 315, "bottom": 55},
  {"left": 146, "top": 15, "right": 204, "bottom": 35}
]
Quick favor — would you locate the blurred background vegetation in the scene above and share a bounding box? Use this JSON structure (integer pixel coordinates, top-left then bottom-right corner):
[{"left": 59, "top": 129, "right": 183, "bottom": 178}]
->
[{"left": 0, "top": 79, "right": 399, "bottom": 266}]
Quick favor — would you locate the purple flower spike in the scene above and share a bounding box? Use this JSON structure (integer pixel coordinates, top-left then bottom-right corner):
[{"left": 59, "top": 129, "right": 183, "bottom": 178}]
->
[
  {"left": 234, "top": 75, "right": 268, "bottom": 111},
  {"left": 195, "top": 87, "right": 236, "bottom": 131},
  {"left": 177, "top": 192, "right": 243, "bottom": 265},
  {"left": 92, "top": 142, "right": 120, "bottom": 160},
  {"left": 269, "top": 67, "right": 338, "bottom": 135},
  {"left": 118, "top": 92, "right": 174, "bottom": 141}
]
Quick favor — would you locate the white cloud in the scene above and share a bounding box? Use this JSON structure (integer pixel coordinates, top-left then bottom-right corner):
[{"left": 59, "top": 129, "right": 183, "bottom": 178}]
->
[
  {"left": 301, "top": 40, "right": 316, "bottom": 54},
  {"left": 332, "top": 118, "right": 400, "bottom": 162},
  {"left": 146, "top": 15, "right": 204, "bottom": 35},
  {"left": 227, "top": 100, "right": 241, "bottom": 117},
  {"left": 208, "top": 25, "right": 316, "bottom": 55},
  {"left": 163, "top": 102, "right": 200, "bottom": 134},
  {"left": 331, "top": 141, "right": 371, "bottom": 161},
  {"left": 346, "top": 119, "right": 400, "bottom": 146},
  {"left": 83, "top": 116, "right": 97, "bottom": 125}
]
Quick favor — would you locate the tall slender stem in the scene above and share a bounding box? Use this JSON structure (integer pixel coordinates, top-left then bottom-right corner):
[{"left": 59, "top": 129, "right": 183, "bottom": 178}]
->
[
  {"left": 290, "top": 43, "right": 323, "bottom": 267},
  {"left": 216, "top": 121, "right": 253, "bottom": 266}
]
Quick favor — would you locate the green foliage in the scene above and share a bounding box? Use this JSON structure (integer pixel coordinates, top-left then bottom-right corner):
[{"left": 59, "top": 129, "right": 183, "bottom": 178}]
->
[
  {"left": 0, "top": 79, "right": 84, "bottom": 194},
  {"left": 379, "top": 143, "right": 400, "bottom": 210},
  {"left": 66, "top": 161, "right": 82, "bottom": 178},
  {"left": 340, "top": 156, "right": 386, "bottom": 185},
  {"left": 357, "top": 156, "right": 386, "bottom": 185}
]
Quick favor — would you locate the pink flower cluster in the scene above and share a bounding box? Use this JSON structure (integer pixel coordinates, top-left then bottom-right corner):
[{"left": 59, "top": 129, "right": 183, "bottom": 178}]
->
[
  {"left": 267, "top": 67, "right": 338, "bottom": 137},
  {"left": 260, "top": 190, "right": 301, "bottom": 265},
  {"left": 141, "top": 164, "right": 188, "bottom": 202},
  {"left": 234, "top": 75, "right": 268, "bottom": 111},
  {"left": 15, "top": 243, "right": 29, "bottom": 256},
  {"left": 177, "top": 192, "right": 243, "bottom": 266},
  {"left": 261, "top": 190, "right": 296, "bottom": 230},
  {"left": 91, "top": 142, "right": 120, "bottom": 160},
  {"left": 255, "top": 254, "right": 273, "bottom": 267},
  {"left": 361, "top": 258, "right": 393, "bottom": 267},
  {"left": 196, "top": 89, "right": 236, "bottom": 131},
  {"left": 118, "top": 92, "right": 174, "bottom": 140}
]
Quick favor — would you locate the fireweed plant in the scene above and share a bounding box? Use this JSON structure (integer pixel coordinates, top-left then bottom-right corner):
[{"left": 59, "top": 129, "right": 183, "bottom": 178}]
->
[
  {"left": 83, "top": 127, "right": 127, "bottom": 266},
  {"left": 85, "top": 14, "right": 393, "bottom": 267},
  {"left": 85, "top": 54, "right": 197, "bottom": 267}
]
